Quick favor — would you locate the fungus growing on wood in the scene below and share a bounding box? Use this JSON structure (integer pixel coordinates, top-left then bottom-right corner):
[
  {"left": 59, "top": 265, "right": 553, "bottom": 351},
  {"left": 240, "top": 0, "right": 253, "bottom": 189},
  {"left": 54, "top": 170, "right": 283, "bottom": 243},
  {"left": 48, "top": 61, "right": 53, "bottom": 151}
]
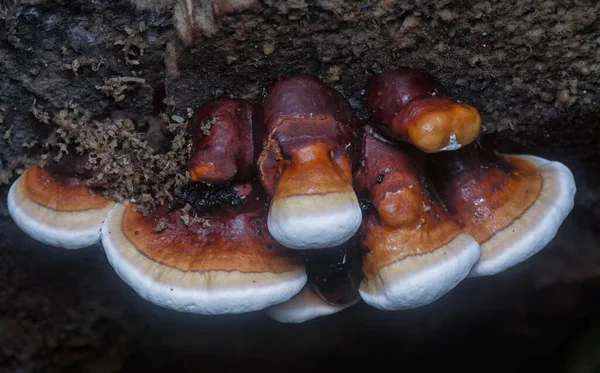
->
[
  {"left": 354, "top": 127, "right": 480, "bottom": 310},
  {"left": 257, "top": 75, "right": 362, "bottom": 250},
  {"left": 427, "top": 138, "right": 576, "bottom": 277},
  {"left": 189, "top": 97, "right": 255, "bottom": 184},
  {"left": 101, "top": 190, "right": 307, "bottom": 314},
  {"left": 4, "top": 68, "right": 577, "bottom": 320},
  {"left": 7, "top": 152, "right": 114, "bottom": 249},
  {"left": 366, "top": 67, "right": 481, "bottom": 153}
]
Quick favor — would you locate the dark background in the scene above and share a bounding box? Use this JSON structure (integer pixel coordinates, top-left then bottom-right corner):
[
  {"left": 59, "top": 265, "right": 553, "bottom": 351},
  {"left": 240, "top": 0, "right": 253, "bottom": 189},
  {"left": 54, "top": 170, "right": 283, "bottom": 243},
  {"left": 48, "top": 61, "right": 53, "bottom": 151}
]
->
[{"left": 1, "top": 1, "right": 600, "bottom": 372}]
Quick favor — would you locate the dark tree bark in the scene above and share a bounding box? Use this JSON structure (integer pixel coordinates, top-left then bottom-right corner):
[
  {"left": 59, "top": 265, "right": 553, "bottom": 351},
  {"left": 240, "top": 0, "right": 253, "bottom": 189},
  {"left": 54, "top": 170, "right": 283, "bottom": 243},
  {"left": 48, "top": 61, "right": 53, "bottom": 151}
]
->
[{"left": 1, "top": 1, "right": 599, "bottom": 372}]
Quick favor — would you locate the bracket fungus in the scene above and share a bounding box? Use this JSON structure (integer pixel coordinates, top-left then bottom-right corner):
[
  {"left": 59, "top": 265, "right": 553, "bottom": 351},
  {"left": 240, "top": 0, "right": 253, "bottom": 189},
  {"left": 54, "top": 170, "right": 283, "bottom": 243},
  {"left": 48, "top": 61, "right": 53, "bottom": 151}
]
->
[
  {"left": 354, "top": 127, "right": 480, "bottom": 310},
  {"left": 257, "top": 75, "right": 363, "bottom": 250},
  {"left": 7, "top": 153, "right": 115, "bottom": 249},
  {"left": 101, "top": 97, "right": 307, "bottom": 314},
  {"left": 5, "top": 67, "right": 576, "bottom": 322},
  {"left": 101, "top": 191, "right": 307, "bottom": 314},
  {"left": 366, "top": 67, "right": 481, "bottom": 153},
  {"left": 427, "top": 138, "right": 576, "bottom": 277}
]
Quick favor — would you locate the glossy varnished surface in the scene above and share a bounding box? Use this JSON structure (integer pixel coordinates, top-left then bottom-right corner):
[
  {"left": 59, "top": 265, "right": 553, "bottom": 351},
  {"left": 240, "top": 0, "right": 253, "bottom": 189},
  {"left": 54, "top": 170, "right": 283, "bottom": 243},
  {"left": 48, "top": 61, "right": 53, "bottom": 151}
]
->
[
  {"left": 430, "top": 145, "right": 543, "bottom": 244},
  {"left": 120, "top": 201, "right": 303, "bottom": 273},
  {"left": 102, "top": 201, "right": 308, "bottom": 314},
  {"left": 189, "top": 97, "right": 255, "bottom": 183},
  {"left": 391, "top": 97, "right": 481, "bottom": 153},
  {"left": 366, "top": 66, "right": 443, "bottom": 127},
  {"left": 23, "top": 165, "right": 112, "bottom": 211},
  {"left": 355, "top": 128, "right": 463, "bottom": 279},
  {"left": 258, "top": 75, "right": 359, "bottom": 195},
  {"left": 271, "top": 143, "right": 353, "bottom": 199},
  {"left": 365, "top": 67, "right": 480, "bottom": 152}
]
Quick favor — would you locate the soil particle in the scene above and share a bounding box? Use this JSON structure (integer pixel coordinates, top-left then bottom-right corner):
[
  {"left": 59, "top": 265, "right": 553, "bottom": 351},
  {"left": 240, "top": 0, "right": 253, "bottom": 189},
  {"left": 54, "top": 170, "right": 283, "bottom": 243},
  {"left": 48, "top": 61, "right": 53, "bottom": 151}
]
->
[
  {"left": 199, "top": 117, "right": 215, "bottom": 136},
  {"left": 152, "top": 217, "right": 171, "bottom": 232},
  {"left": 63, "top": 56, "right": 105, "bottom": 75},
  {"left": 95, "top": 76, "right": 148, "bottom": 102},
  {"left": 262, "top": 43, "right": 275, "bottom": 55},
  {"left": 179, "top": 203, "right": 192, "bottom": 225}
]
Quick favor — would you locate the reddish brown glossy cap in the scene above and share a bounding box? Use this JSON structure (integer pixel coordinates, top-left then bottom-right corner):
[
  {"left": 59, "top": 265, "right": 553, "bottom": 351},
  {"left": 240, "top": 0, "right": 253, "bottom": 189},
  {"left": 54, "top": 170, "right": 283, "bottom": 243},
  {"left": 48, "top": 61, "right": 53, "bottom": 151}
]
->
[
  {"left": 189, "top": 97, "right": 255, "bottom": 184},
  {"left": 366, "top": 67, "right": 443, "bottom": 124},
  {"left": 257, "top": 75, "right": 362, "bottom": 250},
  {"left": 101, "top": 194, "right": 307, "bottom": 314},
  {"left": 427, "top": 139, "right": 576, "bottom": 276},
  {"left": 7, "top": 165, "right": 115, "bottom": 249},
  {"left": 355, "top": 127, "right": 480, "bottom": 310},
  {"left": 366, "top": 67, "right": 481, "bottom": 153},
  {"left": 262, "top": 75, "right": 358, "bottom": 134},
  {"left": 258, "top": 75, "right": 360, "bottom": 193}
]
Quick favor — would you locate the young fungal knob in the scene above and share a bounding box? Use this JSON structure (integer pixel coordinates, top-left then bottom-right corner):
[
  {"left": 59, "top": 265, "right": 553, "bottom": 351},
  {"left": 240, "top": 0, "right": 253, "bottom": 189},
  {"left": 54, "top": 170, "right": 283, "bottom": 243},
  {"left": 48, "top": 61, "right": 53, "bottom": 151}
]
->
[
  {"left": 7, "top": 153, "right": 115, "bottom": 249},
  {"left": 354, "top": 127, "right": 480, "bottom": 310},
  {"left": 189, "top": 97, "right": 255, "bottom": 184},
  {"left": 257, "top": 75, "right": 363, "bottom": 250},
  {"left": 427, "top": 137, "right": 576, "bottom": 277},
  {"left": 365, "top": 67, "right": 481, "bottom": 153}
]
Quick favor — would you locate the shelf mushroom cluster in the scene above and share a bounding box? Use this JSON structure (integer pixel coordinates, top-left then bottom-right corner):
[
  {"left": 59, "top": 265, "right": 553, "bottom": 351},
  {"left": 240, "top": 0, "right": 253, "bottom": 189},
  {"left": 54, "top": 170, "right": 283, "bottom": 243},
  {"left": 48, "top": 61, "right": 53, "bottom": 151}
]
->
[{"left": 7, "top": 67, "right": 576, "bottom": 323}]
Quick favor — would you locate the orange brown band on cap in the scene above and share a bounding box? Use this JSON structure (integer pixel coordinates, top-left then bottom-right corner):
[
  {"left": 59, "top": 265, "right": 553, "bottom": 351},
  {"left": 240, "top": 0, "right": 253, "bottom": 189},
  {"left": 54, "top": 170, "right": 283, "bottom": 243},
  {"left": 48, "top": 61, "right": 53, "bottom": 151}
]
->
[
  {"left": 359, "top": 170, "right": 463, "bottom": 280},
  {"left": 257, "top": 115, "right": 354, "bottom": 196},
  {"left": 354, "top": 127, "right": 464, "bottom": 279},
  {"left": 272, "top": 142, "right": 354, "bottom": 199},
  {"left": 360, "top": 213, "right": 463, "bottom": 280},
  {"left": 121, "top": 205, "right": 303, "bottom": 273},
  {"left": 441, "top": 155, "right": 543, "bottom": 244},
  {"left": 22, "top": 165, "right": 112, "bottom": 212}
]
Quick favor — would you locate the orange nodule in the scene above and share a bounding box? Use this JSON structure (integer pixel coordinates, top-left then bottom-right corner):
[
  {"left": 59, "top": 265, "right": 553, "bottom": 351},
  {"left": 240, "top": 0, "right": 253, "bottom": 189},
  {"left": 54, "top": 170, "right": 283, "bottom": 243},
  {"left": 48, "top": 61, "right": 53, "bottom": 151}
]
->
[
  {"left": 375, "top": 187, "right": 422, "bottom": 229},
  {"left": 368, "top": 170, "right": 423, "bottom": 229},
  {"left": 399, "top": 97, "right": 481, "bottom": 153},
  {"left": 23, "top": 165, "right": 111, "bottom": 211},
  {"left": 189, "top": 161, "right": 236, "bottom": 183},
  {"left": 273, "top": 142, "right": 353, "bottom": 200},
  {"left": 360, "top": 170, "right": 464, "bottom": 279}
]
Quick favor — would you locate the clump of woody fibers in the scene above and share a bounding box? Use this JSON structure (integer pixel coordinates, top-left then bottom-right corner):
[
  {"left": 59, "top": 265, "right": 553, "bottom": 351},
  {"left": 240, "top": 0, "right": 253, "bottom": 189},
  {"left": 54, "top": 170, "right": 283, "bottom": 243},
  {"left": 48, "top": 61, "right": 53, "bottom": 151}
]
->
[{"left": 36, "top": 101, "right": 190, "bottom": 214}]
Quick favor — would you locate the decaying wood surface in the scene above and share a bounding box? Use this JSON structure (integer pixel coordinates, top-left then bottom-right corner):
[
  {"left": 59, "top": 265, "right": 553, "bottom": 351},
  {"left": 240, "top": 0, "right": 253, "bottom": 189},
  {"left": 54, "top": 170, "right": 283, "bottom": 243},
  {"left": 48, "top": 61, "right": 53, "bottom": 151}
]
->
[{"left": 0, "top": 1, "right": 599, "bottom": 372}]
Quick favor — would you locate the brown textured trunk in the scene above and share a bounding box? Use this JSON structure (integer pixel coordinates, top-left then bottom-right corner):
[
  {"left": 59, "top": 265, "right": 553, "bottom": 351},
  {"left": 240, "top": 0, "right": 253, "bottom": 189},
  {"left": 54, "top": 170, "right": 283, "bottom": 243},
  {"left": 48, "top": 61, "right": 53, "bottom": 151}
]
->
[{"left": 0, "top": 1, "right": 599, "bottom": 372}]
